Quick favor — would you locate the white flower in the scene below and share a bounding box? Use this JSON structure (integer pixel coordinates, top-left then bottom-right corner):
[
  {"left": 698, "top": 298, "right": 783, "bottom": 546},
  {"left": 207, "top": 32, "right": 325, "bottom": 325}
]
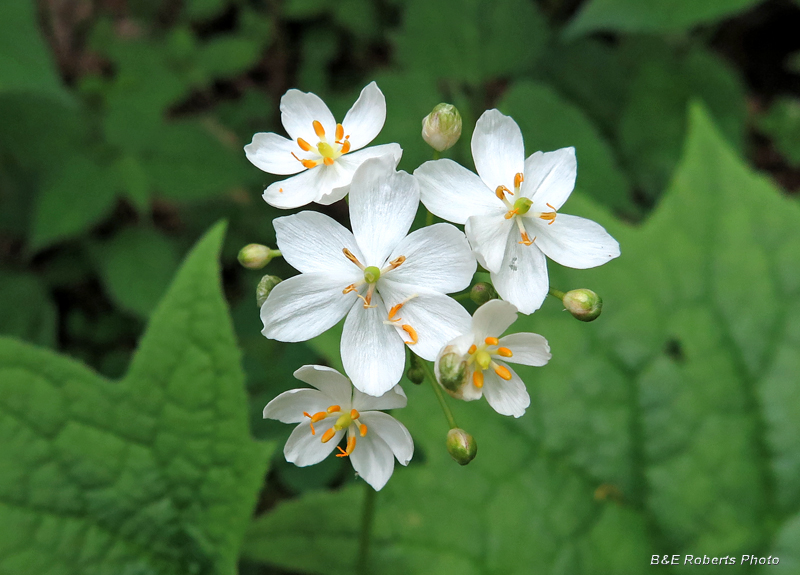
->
[
  {"left": 260, "top": 155, "right": 476, "bottom": 396},
  {"left": 415, "top": 109, "right": 620, "bottom": 314},
  {"left": 264, "top": 365, "right": 413, "bottom": 491},
  {"left": 434, "top": 299, "right": 551, "bottom": 418},
  {"left": 245, "top": 82, "right": 403, "bottom": 209}
]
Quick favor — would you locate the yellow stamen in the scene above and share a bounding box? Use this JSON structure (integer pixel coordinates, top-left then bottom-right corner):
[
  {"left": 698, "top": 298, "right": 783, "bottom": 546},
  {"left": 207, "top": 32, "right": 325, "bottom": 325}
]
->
[
  {"left": 357, "top": 284, "right": 376, "bottom": 308},
  {"left": 518, "top": 231, "right": 535, "bottom": 246},
  {"left": 493, "top": 364, "right": 512, "bottom": 380},
  {"left": 468, "top": 344, "right": 477, "bottom": 354},
  {"left": 359, "top": 424, "right": 368, "bottom": 437},
  {"left": 387, "top": 255, "right": 406, "bottom": 269},
  {"left": 336, "top": 435, "right": 357, "bottom": 457},
  {"left": 514, "top": 172, "right": 524, "bottom": 189},
  {"left": 327, "top": 405, "right": 340, "bottom": 413},
  {"left": 496, "top": 347, "right": 513, "bottom": 357},
  {"left": 388, "top": 303, "right": 404, "bottom": 322},
  {"left": 310, "top": 411, "right": 327, "bottom": 422},
  {"left": 321, "top": 428, "right": 336, "bottom": 443},
  {"left": 495, "top": 185, "right": 513, "bottom": 200},
  {"left": 484, "top": 337, "right": 499, "bottom": 346},
  {"left": 291, "top": 152, "right": 318, "bottom": 169},
  {"left": 342, "top": 248, "right": 364, "bottom": 269},
  {"left": 473, "top": 370, "right": 484, "bottom": 388},
  {"left": 323, "top": 157, "right": 334, "bottom": 166},
  {"left": 340, "top": 140, "right": 351, "bottom": 154},
  {"left": 297, "top": 138, "right": 313, "bottom": 152},
  {"left": 313, "top": 120, "right": 325, "bottom": 138},
  {"left": 343, "top": 284, "right": 358, "bottom": 295},
  {"left": 539, "top": 212, "right": 556, "bottom": 224},
  {"left": 504, "top": 209, "right": 518, "bottom": 220},
  {"left": 402, "top": 324, "right": 418, "bottom": 345},
  {"left": 303, "top": 411, "right": 321, "bottom": 435},
  {"left": 350, "top": 409, "right": 360, "bottom": 420},
  {"left": 335, "top": 123, "right": 344, "bottom": 141}
]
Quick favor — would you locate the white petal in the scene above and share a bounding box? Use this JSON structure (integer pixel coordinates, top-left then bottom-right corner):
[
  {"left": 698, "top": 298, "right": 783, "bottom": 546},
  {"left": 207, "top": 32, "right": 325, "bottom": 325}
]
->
[
  {"left": 341, "top": 292, "right": 406, "bottom": 396},
  {"left": 353, "top": 384, "right": 407, "bottom": 412},
  {"left": 261, "top": 273, "right": 354, "bottom": 342},
  {"left": 490, "top": 231, "right": 549, "bottom": 315},
  {"left": 471, "top": 109, "right": 525, "bottom": 193},
  {"left": 531, "top": 214, "right": 620, "bottom": 269},
  {"left": 348, "top": 156, "right": 419, "bottom": 267},
  {"left": 263, "top": 165, "right": 341, "bottom": 209},
  {"left": 482, "top": 364, "right": 530, "bottom": 418},
  {"left": 471, "top": 299, "right": 519, "bottom": 341},
  {"left": 384, "top": 223, "right": 476, "bottom": 293},
  {"left": 459, "top": 366, "right": 485, "bottom": 402},
  {"left": 280, "top": 89, "right": 336, "bottom": 144},
  {"left": 293, "top": 365, "right": 353, "bottom": 407},
  {"left": 263, "top": 388, "right": 332, "bottom": 423},
  {"left": 274, "top": 212, "right": 364, "bottom": 277},
  {"left": 414, "top": 159, "right": 501, "bottom": 225},
  {"left": 341, "top": 82, "right": 386, "bottom": 152},
  {"left": 349, "top": 428, "right": 395, "bottom": 490},
  {"left": 358, "top": 411, "right": 414, "bottom": 466},
  {"left": 284, "top": 418, "right": 341, "bottom": 466},
  {"left": 498, "top": 333, "right": 551, "bottom": 367},
  {"left": 523, "top": 147, "right": 577, "bottom": 210},
  {"left": 465, "top": 212, "right": 514, "bottom": 273},
  {"left": 378, "top": 282, "right": 472, "bottom": 361},
  {"left": 316, "top": 144, "right": 403, "bottom": 205},
  {"left": 244, "top": 132, "right": 305, "bottom": 175}
]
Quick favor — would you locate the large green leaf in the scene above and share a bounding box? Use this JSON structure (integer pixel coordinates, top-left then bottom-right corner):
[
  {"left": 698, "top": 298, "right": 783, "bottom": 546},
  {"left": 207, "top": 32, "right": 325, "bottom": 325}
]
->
[
  {"left": 0, "top": 223, "right": 271, "bottom": 574},
  {"left": 241, "top": 106, "right": 800, "bottom": 573},
  {"left": 566, "top": 0, "right": 763, "bottom": 36}
]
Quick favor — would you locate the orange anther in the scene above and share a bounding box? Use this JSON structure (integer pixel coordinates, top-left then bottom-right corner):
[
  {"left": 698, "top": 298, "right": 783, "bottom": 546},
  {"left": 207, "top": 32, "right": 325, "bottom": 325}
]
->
[
  {"left": 473, "top": 370, "right": 484, "bottom": 388},
  {"left": 518, "top": 231, "right": 535, "bottom": 246},
  {"left": 388, "top": 255, "right": 406, "bottom": 269},
  {"left": 335, "top": 123, "right": 344, "bottom": 141},
  {"left": 468, "top": 344, "right": 477, "bottom": 354},
  {"left": 297, "top": 138, "right": 313, "bottom": 151},
  {"left": 350, "top": 409, "right": 360, "bottom": 420},
  {"left": 402, "top": 324, "right": 418, "bottom": 345},
  {"left": 327, "top": 405, "right": 340, "bottom": 413},
  {"left": 303, "top": 411, "right": 316, "bottom": 435},
  {"left": 497, "top": 347, "right": 513, "bottom": 357},
  {"left": 310, "top": 411, "right": 327, "bottom": 422},
  {"left": 514, "top": 172, "right": 524, "bottom": 188},
  {"left": 495, "top": 185, "right": 512, "bottom": 200},
  {"left": 321, "top": 428, "right": 336, "bottom": 443},
  {"left": 539, "top": 212, "right": 556, "bottom": 224},
  {"left": 359, "top": 424, "right": 368, "bottom": 437},
  {"left": 343, "top": 284, "right": 358, "bottom": 295},
  {"left": 323, "top": 157, "right": 334, "bottom": 166},
  {"left": 336, "top": 435, "right": 357, "bottom": 457},
  {"left": 484, "top": 337, "right": 499, "bottom": 346},
  {"left": 279, "top": 188, "right": 284, "bottom": 193},
  {"left": 312, "top": 120, "right": 325, "bottom": 137},
  {"left": 342, "top": 248, "right": 363, "bottom": 268},
  {"left": 388, "top": 303, "right": 403, "bottom": 322},
  {"left": 340, "top": 140, "right": 351, "bottom": 154},
  {"left": 493, "top": 364, "right": 512, "bottom": 381},
  {"left": 301, "top": 159, "right": 317, "bottom": 169},
  {"left": 504, "top": 210, "right": 518, "bottom": 220}
]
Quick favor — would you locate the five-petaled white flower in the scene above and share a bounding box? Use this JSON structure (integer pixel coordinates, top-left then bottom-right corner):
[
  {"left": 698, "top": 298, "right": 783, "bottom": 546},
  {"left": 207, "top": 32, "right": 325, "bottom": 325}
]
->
[
  {"left": 260, "top": 155, "right": 476, "bottom": 396},
  {"left": 245, "top": 82, "right": 402, "bottom": 209},
  {"left": 415, "top": 109, "right": 620, "bottom": 314},
  {"left": 264, "top": 365, "right": 413, "bottom": 491},
  {"left": 434, "top": 300, "right": 551, "bottom": 418}
]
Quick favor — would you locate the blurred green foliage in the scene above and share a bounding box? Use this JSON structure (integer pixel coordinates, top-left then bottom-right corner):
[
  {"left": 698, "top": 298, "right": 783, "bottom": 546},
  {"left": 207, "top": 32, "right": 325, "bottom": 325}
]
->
[{"left": 1, "top": 0, "right": 799, "bottom": 573}]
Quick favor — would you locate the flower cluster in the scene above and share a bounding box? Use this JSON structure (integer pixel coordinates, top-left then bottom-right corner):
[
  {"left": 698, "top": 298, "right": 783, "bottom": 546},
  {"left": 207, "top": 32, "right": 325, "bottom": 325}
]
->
[{"left": 245, "top": 83, "right": 620, "bottom": 489}]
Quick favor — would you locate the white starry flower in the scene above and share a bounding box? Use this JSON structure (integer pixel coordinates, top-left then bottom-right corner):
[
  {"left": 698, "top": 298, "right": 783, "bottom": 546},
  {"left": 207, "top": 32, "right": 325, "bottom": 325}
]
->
[
  {"left": 245, "top": 82, "right": 402, "bottom": 209},
  {"left": 434, "top": 299, "right": 551, "bottom": 418},
  {"left": 260, "top": 155, "right": 476, "bottom": 396},
  {"left": 415, "top": 109, "right": 620, "bottom": 314},
  {"left": 264, "top": 365, "right": 413, "bottom": 491}
]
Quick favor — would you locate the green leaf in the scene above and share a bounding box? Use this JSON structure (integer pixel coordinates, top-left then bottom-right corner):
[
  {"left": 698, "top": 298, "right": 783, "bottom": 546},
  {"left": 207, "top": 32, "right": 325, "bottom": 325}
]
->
[
  {"left": 0, "top": 271, "right": 57, "bottom": 347},
  {"left": 758, "top": 97, "right": 800, "bottom": 167},
  {"left": 0, "top": 1, "right": 70, "bottom": 101},
  {"left": 499, "top": 80, "right": 634, "bottom": 215},
  {"left": 197, "top": 37, "right": 264, "bottom": 80},
  {"left": 242, "top": 106, "right": 800, "bottom": 573},
  {"left": 566, "top": 0, "right": 762, "bottom": 36},
  {"left": 93, "top": 227, "right": 181, "bottom": 318},
  {"left": 0, "top": 223, "right": 271, "bottom": 574}
]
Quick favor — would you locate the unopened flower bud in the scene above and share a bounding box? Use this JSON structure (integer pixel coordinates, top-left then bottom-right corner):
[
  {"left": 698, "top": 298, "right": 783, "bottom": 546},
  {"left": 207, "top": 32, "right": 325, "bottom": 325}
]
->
[
  {"left": 562, "top": 288, "right": 602, "bottom": 322},
  {"left": 256, "top": 275, "right": 282, "bottom": 307},
  {"left": 436, "top": 349, "right": 468, "bottom": 396},
  {"left": 446, "top": 428, "right": 477, "bottom": 465},
  {"left": 421, "top": 103, "right": 462, "bottom": 152},
  {"left": 238, "top": 244, "right": 278, "bottom": 269},
  {"left": 406, "top": 354, "right": 425, "bottom": 385},
  {"left": 469, "top": 282, "right": 499, "bottom": 306}
]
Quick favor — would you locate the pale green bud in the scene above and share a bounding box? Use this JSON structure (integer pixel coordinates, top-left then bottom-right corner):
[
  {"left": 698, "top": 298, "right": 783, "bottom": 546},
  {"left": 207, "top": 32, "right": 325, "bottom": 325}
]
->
[
  {"left": 406, "top": 354, "right": 425, "bottom": 385},
  {"left": 238, "top": 244, "right": 278, "bottom": 269},
  {"left": 562, "top": 288, "right": 602, "bottom": 322},
  {"left": 469, "top": 282, "right": 499, "bottom": 305},
  {"left": 256, "top": 275, "right": 282, "bottom": 307},
  {"left": 437, "top": 349, "right": 468, "bottom": 396},
  {"left": 421, "top": 103, "right": 462, "bottom": 152},
  {"left": 446, "top": 428, "right": 477, "bottom": 465}
]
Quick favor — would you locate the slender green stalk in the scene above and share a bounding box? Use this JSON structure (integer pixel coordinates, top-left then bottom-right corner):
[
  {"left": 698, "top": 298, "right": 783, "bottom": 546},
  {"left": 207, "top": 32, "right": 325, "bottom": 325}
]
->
[
  {"left": 419, "top": 359, "right": 458, "bottom": 429},
  {"left": 432, "top": 150, "right": 441, "bottom": 160},
  {"left": 548, "top": 287, "right": 565, "bottom": 300},
  {"left": 356, "top": 482, "right": 377, "bottom": 575},
  {"left": 453, "top": 291, "right": 471, "bottom": 302}
]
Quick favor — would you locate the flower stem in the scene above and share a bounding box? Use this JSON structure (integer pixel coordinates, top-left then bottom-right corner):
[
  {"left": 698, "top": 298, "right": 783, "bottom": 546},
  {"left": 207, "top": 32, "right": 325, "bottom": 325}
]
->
[
  {"left": 453, "top": 291, "right": 471, "bottom": 302},
  {"left": 269, "top": 249, "right": 282, "bottom": 259},
  {"left": 548, "top": 287, "right": 565, "bottom": 301},
  {"left": 356, "top": 482, "right": 377, "bottom": 575},
  {"left": 419, "top": 359, "right": 458, "bottom": 429},
  {"left": 432, "top": 150, "right": 441, "bottom": 160}
]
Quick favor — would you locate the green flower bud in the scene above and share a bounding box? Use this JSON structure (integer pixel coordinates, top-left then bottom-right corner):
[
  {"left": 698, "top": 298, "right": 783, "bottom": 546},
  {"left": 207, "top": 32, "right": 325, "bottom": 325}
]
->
[
  {"left": 469, "top": 282, "right": 499, "bottom": 306},
  {"left": 421, "top": 103, "right": 462, "bottom": 152},
  {"left": 256, "top": 275, "right": 282, "bottom": 308},
  {"left": 406, "top": 354, "right": 425, "bottom": 385},
  {"left": 238, "top": 244, "right": 278, "bottom": 269},
  {"left": 437, "top": 350, "right": 468, "bottom": 396},
  {"left": 562, "top": 288, "right": 602, "bottom": 322},
  {"left": 446, "top": 428, "right": 477, "bottom": 465}
]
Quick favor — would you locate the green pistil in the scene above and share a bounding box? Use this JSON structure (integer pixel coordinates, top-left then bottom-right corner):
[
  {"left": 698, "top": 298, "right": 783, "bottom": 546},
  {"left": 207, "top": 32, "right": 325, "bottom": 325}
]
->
[
  {"left": 513, "top": 197, "right": 533, "bottom": 215},
  {"left": 363, "top": 266, "right": 381, "bottom": 284}
]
